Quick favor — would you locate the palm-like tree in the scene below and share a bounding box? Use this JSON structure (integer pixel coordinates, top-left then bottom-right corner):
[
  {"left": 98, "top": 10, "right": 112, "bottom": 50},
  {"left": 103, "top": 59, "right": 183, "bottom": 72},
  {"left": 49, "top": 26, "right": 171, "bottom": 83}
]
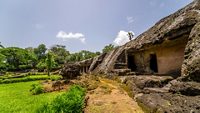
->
[{"left": 128, "top": 32, "right": 134, "bottom": 41}]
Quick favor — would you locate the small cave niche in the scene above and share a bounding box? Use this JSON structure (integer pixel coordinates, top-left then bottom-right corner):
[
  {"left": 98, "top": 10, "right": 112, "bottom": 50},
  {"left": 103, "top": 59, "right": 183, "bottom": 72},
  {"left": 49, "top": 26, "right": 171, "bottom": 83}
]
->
[
  {"left": 150, "top": 54, "right": 158, "bottom": 73},
  {"left": 128, "top": 55, "right": 137, "bottom": 71}
]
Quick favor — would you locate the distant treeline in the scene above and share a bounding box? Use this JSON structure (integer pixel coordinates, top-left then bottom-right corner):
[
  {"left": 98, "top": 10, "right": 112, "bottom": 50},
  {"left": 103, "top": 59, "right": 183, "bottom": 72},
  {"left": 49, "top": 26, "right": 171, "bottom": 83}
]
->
[{"left": 0, "top": 43, "right": 115, "bottom": 72}]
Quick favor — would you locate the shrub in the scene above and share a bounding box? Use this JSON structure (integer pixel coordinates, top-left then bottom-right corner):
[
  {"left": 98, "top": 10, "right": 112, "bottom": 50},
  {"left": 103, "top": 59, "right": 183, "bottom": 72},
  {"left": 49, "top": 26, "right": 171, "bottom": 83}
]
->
[
  {"left": 36, "top": 61, "right": 46, "bottom": 72},
  {"left": 50, "top": 75, "right": 62, "bottom": 81},
  {"left": 37, "top": 85, "right": 86, "bottom": 113},
  {"left": 30, "top": 83, "right": 44, "bottom": 95},
  {"left": 19, "top": 65, "right": 32, "bottom": 70}
]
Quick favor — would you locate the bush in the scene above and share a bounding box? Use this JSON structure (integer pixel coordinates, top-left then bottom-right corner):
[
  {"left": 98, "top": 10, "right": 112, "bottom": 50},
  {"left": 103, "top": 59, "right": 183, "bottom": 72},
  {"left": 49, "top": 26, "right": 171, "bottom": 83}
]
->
[
  {"left": 36, "top": 61, "right": 46, "bottom": 72},
  {"left": 30, "top": 83, "right": 44, "bottom": 95},
  {"left": 19, "top": 65, "right": 32, "bottom": 70},
  {"left": 50, "top": 75, "right": 62, "bottom": 81},
  {"left": 37, "top": 85, "right": 86, "bottom": 113}
]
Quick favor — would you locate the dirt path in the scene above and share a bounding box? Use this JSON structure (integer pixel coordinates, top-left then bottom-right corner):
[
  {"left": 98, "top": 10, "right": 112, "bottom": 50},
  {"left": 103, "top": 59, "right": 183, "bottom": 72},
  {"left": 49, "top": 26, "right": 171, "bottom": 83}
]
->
[{"left": 84, "top": 78, "right": 144, "bottom": 113}]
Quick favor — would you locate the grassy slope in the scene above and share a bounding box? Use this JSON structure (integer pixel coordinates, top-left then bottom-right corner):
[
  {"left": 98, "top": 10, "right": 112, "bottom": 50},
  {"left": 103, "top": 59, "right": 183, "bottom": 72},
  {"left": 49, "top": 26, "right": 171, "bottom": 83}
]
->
[{"left": 0, "top": 81, "right": 63, "bottom": 113}]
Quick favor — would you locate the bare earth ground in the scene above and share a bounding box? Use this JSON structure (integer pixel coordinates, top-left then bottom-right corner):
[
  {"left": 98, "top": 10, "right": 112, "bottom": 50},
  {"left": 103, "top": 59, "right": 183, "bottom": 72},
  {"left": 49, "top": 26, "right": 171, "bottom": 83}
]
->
[{"left": 84, "top": 78, "right": 144, "bottom": 113}]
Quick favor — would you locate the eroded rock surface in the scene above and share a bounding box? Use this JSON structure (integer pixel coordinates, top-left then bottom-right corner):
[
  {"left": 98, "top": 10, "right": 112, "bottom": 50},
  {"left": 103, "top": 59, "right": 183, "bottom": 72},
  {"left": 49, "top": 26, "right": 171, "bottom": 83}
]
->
[
  {"left": 136, "top": 93, "right": 200, "bottom": 113},
  {"left": 182, "top": 22, "right": 200, "bottom": 82},
  {"left": 60, "top": 63, "right": 80, "bottom": 79},
  {"left": 123, "top": 75, "right": 200, "bottom": 113},
  {"left": 169, "top": 81, "right": 200, "bottom": 96}
]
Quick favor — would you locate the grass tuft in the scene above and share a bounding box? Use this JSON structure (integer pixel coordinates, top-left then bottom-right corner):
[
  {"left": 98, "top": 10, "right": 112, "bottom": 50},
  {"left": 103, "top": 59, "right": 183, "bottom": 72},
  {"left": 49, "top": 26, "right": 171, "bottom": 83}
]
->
[{"left": 30, "top": 83, "right": 44, "bottom": 95}]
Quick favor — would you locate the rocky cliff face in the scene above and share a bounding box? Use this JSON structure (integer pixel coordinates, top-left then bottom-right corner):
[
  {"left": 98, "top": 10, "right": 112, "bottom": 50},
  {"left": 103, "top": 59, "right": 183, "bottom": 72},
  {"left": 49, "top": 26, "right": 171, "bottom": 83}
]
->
[
  {"left": 182, "top": 22, "right": 200, "bottom": 82},
  {"left": 77, "top": 0, "right": 200, "bottom": 78}
]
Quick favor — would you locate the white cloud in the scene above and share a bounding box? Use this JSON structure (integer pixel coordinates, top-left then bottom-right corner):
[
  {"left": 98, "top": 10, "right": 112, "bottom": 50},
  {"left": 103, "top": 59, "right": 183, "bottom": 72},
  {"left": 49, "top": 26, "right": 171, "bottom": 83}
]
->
[
  {"left": 127, "top": 16, "right": 134, "bottom": 24},
  {"left": 113, "top": 30, "right": 135, "bottom": 46},
  {"left": 56, "top": 31, "right": 86, "bottom": 43}
]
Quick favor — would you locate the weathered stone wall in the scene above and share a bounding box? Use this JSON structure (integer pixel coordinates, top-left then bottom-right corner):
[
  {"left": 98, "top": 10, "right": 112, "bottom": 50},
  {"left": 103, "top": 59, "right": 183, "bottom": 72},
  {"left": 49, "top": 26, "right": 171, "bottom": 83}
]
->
[
  {"left": 182, "top": 22, "right": 200, "bottom": 81},
  {"left": 157, "top": 38, "right": 187, "bottom": 75},
  {"left": 128, "top": 36, "right": 188, "bottom": 75}
]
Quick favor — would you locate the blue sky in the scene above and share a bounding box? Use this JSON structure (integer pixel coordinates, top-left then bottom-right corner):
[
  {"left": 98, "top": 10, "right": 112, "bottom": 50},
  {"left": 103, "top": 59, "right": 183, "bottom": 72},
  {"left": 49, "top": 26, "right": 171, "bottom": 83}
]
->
[{"left": 0, "top": 0, "right": 193, "bottom": 52}]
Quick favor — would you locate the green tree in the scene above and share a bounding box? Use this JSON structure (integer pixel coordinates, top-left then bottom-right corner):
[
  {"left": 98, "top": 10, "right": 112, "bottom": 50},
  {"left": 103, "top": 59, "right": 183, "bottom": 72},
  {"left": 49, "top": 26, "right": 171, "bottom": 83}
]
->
[
  {"left": 66, "top": 50, "right": 98, "bottom": 62},
  {"left": 50, "top": 45, "right": 69, "bottom": 64},
  {"left": 95, "top": 51, "right": 101, "bottom": 55},
  {"left": 46, "top": 52, "right": 55, "bottom": 76},
  {"left": 128, "top": 31, "right": 134, "bottom": 40},
  {"left": 0, "top": 47, "right": 35, "bottom": 70},
  {"left": 36, "top": 60, "right": 46, "bottom": 71},
  {"left": 102, "top": 44, "right": 115, "bottom": 53},
  {"left": 25, "top": 47, "right": 37, "bottom": 67},
  {"left": 34, "top": 44, "right": 47, "bottom": 60},
  {"left": 0, "top": 53, "right": 6, "bottom": 71}
]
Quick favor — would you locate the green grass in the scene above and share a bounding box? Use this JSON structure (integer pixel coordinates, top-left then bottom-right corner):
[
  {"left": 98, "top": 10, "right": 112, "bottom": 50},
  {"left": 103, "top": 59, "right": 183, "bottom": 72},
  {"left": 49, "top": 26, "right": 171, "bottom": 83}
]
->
[
  {"left": 0, "top": 81, "right": 63, "bottom": 113},
  {"left": 0, "top": 75, "right": 62, "bottom": 84}
]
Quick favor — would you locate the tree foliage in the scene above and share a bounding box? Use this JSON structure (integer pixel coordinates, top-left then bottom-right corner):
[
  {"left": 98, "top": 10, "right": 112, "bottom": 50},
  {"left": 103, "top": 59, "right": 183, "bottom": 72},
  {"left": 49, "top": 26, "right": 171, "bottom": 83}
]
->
[
  {"left": 102, "top": 44, "right": 115, "bottom": 53},
  {"left": 66, "top": 50, "right": 99, "bottom": 62},
  {"left": 50, "top": 45, "right": 69, "bottom": 64},
  {"left": 34, "top": 44, "right": 47, "bottom": 60},
  {"left": 0, "top": 53, "right": 6, "bottom": 71},
  {"left": 46, "top": 52, "right": 56, "bottom": 76},
  {"left": 0, "top": 47, "right": 36, "bottom": 71},
  {"left": 0, "top": 43, "right": 102, "bottom": 72}
]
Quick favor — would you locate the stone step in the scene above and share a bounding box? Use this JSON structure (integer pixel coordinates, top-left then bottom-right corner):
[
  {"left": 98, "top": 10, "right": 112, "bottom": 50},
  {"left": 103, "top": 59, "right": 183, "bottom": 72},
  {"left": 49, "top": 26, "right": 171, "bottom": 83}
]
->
[
  {"left": 115, "top": 63, "right": 127, "bottom": 66},
  {"left": 127, "top": 72, "right": 139, "bottom": 75},
  {"left": 114, "top": 63, "right": 127, "bottom": 69},
  {"left": 113, "top": 69, "right": 131, "bottom": 76}
]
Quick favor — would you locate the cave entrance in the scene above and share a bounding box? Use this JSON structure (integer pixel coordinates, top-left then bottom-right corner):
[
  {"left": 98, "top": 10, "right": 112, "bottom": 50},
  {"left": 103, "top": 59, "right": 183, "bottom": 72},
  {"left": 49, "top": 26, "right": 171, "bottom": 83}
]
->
[
  {"left": 150, "top": 54, "right": 158, "bottom": 73},
  {"left": 128, "top": 55, "right": 137, "bottom": 71}
]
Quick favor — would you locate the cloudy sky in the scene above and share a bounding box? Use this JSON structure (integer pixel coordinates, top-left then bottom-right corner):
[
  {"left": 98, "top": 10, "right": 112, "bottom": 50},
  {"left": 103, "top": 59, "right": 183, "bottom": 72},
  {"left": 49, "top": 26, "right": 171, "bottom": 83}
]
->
[{"left": 0, "top": 0, "right": 193, "bottom": 52}]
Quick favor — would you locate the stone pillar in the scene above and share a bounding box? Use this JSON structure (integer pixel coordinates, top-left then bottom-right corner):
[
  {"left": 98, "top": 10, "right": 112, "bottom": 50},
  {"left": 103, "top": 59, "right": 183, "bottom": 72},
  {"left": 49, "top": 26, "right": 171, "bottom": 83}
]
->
[{"left": 85, "top": 66, "right": 87, "bottom": 73}]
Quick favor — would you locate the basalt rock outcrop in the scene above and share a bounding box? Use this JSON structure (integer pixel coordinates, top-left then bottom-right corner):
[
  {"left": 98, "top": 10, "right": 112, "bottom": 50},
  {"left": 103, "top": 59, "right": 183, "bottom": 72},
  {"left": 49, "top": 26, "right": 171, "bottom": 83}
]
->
[
  {"left": 60, "top": 63, "right": 81, "bottom": 79},
  {"left": 62, "top": 0, "right": 200, "bottom": 112},
  {"left": 75, "top": 0, "right": 200, "bottom": 78},
  {"left": 123, "top": 75, "right": 200, "bottom": 112},
  {"left": 182, "top": 22, "right": 200, "bottom": 82}
]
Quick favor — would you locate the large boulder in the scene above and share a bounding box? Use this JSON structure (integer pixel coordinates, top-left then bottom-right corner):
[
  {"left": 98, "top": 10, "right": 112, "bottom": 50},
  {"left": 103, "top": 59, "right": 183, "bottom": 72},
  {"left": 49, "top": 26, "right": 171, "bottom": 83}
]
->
[
  {"left": 136, "top": 93, "right": 200, "bottom": 113},
  {"left": 124, "top": 75, "right": 173, "bottom": 89},
  {"left": 123, "top": 75, "right": 173, "bottom": 95},
  {"left": 169, "top": 81, "right": 200, "bottom": 96},
  {"left": 60, "top": 63, "right": 81, "bottom": 80}
]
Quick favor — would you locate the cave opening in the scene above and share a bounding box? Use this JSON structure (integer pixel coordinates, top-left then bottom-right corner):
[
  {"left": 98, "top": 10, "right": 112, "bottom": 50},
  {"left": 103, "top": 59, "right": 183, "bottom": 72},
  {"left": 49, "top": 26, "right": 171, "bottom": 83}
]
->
[
  {"left": 150, "top": 54, "right": 158, "bottom": 73},
  {"left": 128, "top": 55, "right": 137, "bottom": 71}
]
